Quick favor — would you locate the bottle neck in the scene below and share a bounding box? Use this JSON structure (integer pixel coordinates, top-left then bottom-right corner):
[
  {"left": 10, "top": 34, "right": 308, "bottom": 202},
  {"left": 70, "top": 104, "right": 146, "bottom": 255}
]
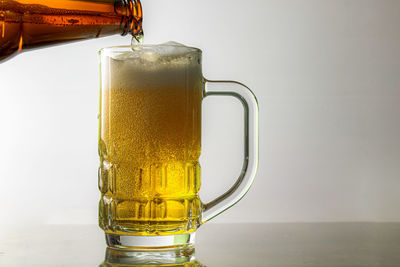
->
[{"left": 115, "top": 0, "right": 143, "bottom": 37}]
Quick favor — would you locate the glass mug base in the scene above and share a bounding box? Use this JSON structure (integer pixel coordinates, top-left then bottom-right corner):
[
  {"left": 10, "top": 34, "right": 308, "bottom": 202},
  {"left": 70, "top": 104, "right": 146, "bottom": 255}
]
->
[
  {"left": 105, "top": 233, "right": 196, "bottom": 250},
  {"left": 102, "top": 246, "right": 196, "bottom": 266}
]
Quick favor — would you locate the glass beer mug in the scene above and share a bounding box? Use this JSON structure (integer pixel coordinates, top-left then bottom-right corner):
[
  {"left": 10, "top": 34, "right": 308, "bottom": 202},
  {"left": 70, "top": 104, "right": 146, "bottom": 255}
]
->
[{"left": 98, "top": 42, "right": 258, "bottom": 249}]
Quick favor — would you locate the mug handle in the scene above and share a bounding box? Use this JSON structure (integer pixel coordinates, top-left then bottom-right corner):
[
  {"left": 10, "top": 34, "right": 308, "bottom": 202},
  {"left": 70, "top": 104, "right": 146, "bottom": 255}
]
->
[{"left": 202, "top": 80, "right": 259, "bottom": 223}]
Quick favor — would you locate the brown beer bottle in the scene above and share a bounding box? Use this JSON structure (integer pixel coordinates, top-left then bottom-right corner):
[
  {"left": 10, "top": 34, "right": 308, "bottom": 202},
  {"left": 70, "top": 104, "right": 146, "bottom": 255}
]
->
[{"left": 0, "top": 0, "right": 143, "bottom": 62}]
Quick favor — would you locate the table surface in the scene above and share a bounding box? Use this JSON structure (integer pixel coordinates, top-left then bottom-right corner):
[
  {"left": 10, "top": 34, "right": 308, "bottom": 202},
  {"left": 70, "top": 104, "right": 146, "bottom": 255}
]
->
[{"left": 1, "top": 223, "right": 400, "bottom": 266}]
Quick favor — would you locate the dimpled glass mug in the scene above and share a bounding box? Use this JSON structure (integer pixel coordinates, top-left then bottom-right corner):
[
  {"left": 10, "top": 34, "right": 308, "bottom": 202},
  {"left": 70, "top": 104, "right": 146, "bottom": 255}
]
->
[{"left": 98, "top": 42, "right": 258, "bottom": 249}]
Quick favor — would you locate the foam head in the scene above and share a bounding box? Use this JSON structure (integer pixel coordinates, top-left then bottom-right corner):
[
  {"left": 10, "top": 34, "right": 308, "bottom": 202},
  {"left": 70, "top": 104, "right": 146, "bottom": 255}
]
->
[{"left": 104, "top": 42, "right": 202, "bottom": 90}]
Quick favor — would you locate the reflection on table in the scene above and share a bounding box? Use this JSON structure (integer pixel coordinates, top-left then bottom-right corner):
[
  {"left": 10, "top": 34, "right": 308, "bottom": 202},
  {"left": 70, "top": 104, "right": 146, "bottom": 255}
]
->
[{"left": 1, "top": 223, "right": 400, "bottom": 266}]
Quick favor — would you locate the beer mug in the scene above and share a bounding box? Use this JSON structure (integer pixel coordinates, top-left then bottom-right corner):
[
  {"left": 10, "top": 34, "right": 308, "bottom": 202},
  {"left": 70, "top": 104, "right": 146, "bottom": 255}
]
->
[{"left": 98, "top": 42, "right": 258, "bottom": 249}]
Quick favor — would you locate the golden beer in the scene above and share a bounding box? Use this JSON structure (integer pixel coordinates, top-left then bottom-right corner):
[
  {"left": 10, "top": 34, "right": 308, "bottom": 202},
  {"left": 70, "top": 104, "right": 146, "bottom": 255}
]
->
[{"left": 99, "top": 44, "right": 203, "bottom": 236}]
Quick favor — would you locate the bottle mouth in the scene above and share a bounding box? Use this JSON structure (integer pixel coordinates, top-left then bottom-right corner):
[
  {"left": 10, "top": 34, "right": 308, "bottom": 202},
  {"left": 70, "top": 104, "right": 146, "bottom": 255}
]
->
[{"left": 115, "top": 0, "right": 143, "bottom": 37}]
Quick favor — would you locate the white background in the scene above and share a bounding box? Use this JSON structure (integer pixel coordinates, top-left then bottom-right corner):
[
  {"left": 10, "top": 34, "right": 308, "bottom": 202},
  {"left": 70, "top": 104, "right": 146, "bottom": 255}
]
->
[{"left": 0, "top": 0, "right": 400, "bottom": 226}]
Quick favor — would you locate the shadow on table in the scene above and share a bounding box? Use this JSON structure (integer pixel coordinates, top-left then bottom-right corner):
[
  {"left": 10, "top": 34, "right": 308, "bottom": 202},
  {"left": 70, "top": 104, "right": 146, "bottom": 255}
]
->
[{"left": 99, "top": 247, "right": 205, "bottom": 266}]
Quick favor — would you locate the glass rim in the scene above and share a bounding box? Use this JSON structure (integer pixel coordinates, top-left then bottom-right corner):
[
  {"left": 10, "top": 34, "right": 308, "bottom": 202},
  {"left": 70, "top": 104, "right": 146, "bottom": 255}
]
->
[{"left": 98, "top": 44, "right": 202, "bottom": 56}]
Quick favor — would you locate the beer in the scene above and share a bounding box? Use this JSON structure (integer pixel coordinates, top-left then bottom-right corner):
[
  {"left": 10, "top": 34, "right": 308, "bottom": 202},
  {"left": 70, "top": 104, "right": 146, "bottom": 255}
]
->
[
  {"left": 0, "top": 0, "right": 142, "bottom": 62},
  {"left": 99, "top": 44, "right": 204, "bottom": 235}
]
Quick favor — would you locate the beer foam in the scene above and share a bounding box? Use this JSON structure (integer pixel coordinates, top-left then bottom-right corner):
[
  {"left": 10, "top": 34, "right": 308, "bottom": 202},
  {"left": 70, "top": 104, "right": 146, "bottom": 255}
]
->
[
  {"left": 107, "top": 42, "right": 202, "bottom": 90},
  {"left": 113, "top": 41, "right": 199, "bottom": 64}
]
